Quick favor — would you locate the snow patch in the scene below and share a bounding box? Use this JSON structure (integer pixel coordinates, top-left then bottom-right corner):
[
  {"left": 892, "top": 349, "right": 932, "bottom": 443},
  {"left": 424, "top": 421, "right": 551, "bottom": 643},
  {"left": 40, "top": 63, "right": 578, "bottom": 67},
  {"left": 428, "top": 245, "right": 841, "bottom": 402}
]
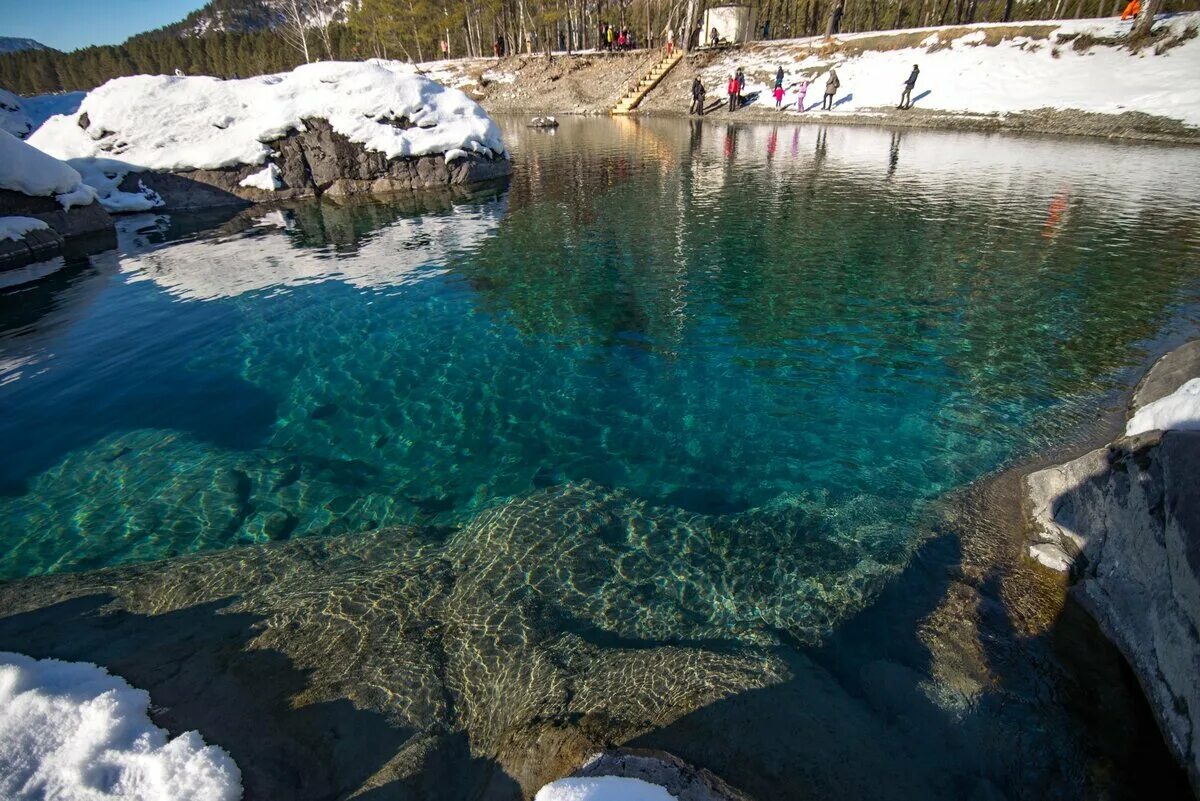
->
[
  {"left": 29, "top": 62, "right": 507, "bottom": 207},
  {"left": 0, "top": 87, "right": 33, "bottom": 139},
  {"left": 703, "top": 13, "right": 1200, "bottom": 124},
  {"left": 0, "top": 652, "right": 242, "bottom": 801},
  {"left": 534, "top": 777, "right": 679, "bottom": 801},
  {"left": 1126, "top": 378, "right": 1200, "bottom": 436},
  {"left": 0, "top": 216, "right": 49, "bottom": 242},
  {"left": 0, "top": 130, "right": 95, "bottom": 210},
  {"left": 238, "top": 163, "right": 282, "bottom": 191}
]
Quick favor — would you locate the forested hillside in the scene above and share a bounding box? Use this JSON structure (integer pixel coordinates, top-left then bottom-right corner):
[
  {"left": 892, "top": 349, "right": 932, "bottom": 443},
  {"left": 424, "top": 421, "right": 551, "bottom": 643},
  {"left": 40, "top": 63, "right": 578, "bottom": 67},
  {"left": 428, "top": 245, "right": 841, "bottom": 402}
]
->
[{"left": 3, "top": 0, "right": 1198, "bottom": 95}]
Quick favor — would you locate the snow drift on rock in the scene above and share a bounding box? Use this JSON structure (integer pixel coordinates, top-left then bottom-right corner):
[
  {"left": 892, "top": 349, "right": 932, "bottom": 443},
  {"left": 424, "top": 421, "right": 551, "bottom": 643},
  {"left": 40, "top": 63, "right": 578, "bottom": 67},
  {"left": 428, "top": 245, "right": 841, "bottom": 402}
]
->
[
  {"left": 29, "top": 61, "right": 506, "bottom": 212},
  {"left": 534, "top": 777, "right": 679, "bottom": 801},
  {"left": 0, "top": 130, "right": 96, "bottom": 209},
  {"left": 1127, "top": 377, "right": 1200, "bottom": 436},
  {"left": 0, "top": 216, "right": 49, "bottom": 242},
  {"left": 0, "top": 652, "right": 242, "bottom": 801}
]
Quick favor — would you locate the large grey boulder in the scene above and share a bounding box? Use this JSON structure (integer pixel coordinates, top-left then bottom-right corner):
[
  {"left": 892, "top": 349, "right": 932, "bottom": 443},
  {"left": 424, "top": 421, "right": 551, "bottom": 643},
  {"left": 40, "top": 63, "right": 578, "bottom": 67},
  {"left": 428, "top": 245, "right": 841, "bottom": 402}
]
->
[
  {"left": 119, "top": 118, "right": 511, "bottom": 212},
  {"left": 1025, "top": 342, "right": 1200, "bottom": 791}
]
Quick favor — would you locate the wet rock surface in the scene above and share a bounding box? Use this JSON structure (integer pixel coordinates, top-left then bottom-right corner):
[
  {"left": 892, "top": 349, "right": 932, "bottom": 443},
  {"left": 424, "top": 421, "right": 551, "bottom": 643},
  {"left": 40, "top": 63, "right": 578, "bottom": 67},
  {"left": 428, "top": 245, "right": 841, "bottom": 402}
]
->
[
  {"left": 0, "top": 188, "right": 115, "bottom": 269},
  {"left": 1026, "top": 341, "right": 1200, "bottom": 791},
  {"left": 120, "top": 118, "right": 512, "bottom": 212}
]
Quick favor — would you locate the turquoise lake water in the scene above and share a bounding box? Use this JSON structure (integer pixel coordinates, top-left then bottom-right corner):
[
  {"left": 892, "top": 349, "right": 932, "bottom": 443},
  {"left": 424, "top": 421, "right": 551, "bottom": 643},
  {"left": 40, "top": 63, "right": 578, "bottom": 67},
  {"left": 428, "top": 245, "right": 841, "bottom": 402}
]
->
[{"left": 1, "top": 118, "right": 1199, "bottom": 636}]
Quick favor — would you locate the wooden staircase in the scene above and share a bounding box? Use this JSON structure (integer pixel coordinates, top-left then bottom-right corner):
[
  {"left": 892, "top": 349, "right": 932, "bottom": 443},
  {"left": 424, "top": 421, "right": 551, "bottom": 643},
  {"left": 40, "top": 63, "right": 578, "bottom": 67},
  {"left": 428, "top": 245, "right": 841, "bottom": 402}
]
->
[{"left": 610, "top": 50, "right": 684, "bottom": 115}]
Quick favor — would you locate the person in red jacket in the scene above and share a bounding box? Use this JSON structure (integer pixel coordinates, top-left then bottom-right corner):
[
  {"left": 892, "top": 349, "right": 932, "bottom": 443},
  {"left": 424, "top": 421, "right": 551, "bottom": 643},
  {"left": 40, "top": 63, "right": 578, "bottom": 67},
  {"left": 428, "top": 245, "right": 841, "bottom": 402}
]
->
[
  {"left": 727, "top": 75, "right": 739, "bottom": 111},
  {"left": 1121, "top": 0, "right": 1141, "bottom": 19}
]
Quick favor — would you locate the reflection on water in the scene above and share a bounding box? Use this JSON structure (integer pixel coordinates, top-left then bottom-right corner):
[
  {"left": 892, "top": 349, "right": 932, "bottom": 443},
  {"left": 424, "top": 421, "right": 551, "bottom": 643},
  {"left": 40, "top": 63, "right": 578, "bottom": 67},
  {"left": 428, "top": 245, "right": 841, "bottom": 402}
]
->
[{"left": 1, "top": 116, "right": 1198, "bottom": 798}]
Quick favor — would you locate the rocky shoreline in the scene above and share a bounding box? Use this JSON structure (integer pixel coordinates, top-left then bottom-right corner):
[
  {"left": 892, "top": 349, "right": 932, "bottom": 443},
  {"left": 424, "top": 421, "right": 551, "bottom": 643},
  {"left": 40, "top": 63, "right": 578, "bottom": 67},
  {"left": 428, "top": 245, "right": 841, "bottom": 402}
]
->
[{"left": 1025, "top": 340, "right": 1200, "bottom": 792}]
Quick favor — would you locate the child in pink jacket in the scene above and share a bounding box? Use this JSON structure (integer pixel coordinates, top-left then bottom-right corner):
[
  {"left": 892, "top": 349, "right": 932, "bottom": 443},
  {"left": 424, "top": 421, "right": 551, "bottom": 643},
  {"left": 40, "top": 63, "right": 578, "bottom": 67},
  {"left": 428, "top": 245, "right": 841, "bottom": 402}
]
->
[{"left": 773, "top": 85, "right": 785, "bottom": 109}]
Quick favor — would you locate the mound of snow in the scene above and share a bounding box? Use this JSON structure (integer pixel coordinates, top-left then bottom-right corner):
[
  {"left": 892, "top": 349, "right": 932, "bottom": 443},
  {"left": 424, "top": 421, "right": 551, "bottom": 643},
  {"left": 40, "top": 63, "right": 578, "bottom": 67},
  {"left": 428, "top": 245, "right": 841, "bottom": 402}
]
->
[
  {"left": 29, "top": 62, "right": 506, "bottom": 212},
  {"left": 0, "top": 652, "right": 242, "bottom": 801},
  {"left": 534, "top": 777, "right": 679, "bottom": 801},
  {"left": 0, "top": 130, "right": 96, "bottom": 209},
  {"left": 1127, "top": 377, "right": 1200, "bottom": 436},
  {"left": 1, "top": 88, "right": 33, "bottom": 139},
  {"left": 0, "top": 216, "right": 50, "bottom": 242}
]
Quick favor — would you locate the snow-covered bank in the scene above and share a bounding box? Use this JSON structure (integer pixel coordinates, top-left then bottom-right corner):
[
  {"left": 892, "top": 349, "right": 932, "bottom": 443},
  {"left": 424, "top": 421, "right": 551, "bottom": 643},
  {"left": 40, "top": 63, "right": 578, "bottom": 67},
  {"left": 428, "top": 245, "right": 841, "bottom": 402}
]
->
[
  {"left": 535, "top": 777, "right": 678, "bottom": 801},
  {"left": 0, "top": 216, "right": 49, "bottom": 242},
  {"left": 0, "top": 130, "right": 96, "bottom": 209},
  {"left": 28, "top": 62, "right": 508, "bottom": 211},
  {"left": 697, "top": 14, "right": 1200, "bottom": 125},
  {"left": 0, "top": 652, "right": 241, "bottom": 801}
]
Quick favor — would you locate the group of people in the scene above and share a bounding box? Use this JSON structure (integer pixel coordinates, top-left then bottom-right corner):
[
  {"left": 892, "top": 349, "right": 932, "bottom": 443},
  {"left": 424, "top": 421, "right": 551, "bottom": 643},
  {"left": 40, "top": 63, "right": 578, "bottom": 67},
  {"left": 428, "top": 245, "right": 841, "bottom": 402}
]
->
[
  {"left": 602, "top": 24, "right": 638, "bottom": 50},
  {"left": 687, "top": 62, "right": 921, "bottom": 115}
]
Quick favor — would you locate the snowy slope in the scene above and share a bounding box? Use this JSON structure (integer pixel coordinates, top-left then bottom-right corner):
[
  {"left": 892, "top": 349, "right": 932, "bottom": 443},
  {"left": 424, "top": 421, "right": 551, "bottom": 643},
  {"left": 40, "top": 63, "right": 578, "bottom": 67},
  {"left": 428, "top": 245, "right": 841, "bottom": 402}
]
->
[
  {"left": 0, "top": 37, "right": 49, "bottom": 54},
  {"left": 704, "top": 13, "right": 1200, "bottom": 125},
  {"left": 0, "top": 652, "right": 241, "bottom": 801}
]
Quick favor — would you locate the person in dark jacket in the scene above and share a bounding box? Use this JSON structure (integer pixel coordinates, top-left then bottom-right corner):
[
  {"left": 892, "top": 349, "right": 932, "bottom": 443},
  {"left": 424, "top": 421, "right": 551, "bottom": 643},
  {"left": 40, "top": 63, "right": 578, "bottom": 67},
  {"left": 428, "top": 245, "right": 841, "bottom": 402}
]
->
[
  {"left": 691, "top": 77, "right": 707, "bottom": 115},
  {"left": 736, "top": 67, "right": 746, "bottom": 100},
  {"left": 898, "top": 64, "right": 919, "bottom": 109},
  {"left": 775, "top": 66, "right": 784, "bottom": 89},
  {"left": 821, "top": 69, "right": 839, "bottom": 110}
]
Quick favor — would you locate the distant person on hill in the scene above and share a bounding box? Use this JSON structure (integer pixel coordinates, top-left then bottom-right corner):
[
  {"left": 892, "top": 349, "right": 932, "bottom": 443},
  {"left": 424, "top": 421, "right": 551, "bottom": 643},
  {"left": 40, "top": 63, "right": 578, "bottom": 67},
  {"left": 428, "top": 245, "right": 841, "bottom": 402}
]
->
[
  {"left": 774, "top": 84, "right": 785, "bottom": 109},
  {"left": 691, "top": 77, "right": 707, "bottom": 115},
  {"left": 666, "top": 26, "right": 675, "bottom": 56},
  {"left": 727, "top": 74, "right": 739, "bottom": 111},
  {"left": 497, "top": 35, "right": 506, "bottom": 56},
  {"left": 821, "top": 69, "right": 840, "bottom": 110},
  {"left": 1120, "top": 0, "right": 1141, "bottom": 19},
  {"left": 796, "top": 78, "right": 809, "bottom": 111},
  {"left": 607, "top": 24, "right": 615, "bottom": 50},
  {"left": 711, "top": 26, "right": 721, "bottom": 46},
  {"left": 898, "top": 64, "right": 919, "bottom": 109}
]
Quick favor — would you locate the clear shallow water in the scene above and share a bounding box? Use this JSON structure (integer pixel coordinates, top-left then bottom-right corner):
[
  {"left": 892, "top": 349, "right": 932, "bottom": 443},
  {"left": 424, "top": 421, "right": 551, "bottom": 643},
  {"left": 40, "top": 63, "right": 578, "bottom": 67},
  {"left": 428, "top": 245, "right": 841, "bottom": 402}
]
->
[{"left": 1, "top": 119, "right": 1199, "bottom": 642}]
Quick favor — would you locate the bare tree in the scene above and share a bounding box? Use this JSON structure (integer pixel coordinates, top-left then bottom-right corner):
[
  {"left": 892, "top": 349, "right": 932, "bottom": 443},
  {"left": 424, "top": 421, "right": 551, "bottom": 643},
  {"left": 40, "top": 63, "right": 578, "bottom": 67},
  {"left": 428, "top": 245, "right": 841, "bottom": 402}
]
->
[
  {"left": 1131, "top": 0, "right": 1159, "bottom": 38},
  {"left": 281, "top": 0, "right": 312, "bottom": 63}
]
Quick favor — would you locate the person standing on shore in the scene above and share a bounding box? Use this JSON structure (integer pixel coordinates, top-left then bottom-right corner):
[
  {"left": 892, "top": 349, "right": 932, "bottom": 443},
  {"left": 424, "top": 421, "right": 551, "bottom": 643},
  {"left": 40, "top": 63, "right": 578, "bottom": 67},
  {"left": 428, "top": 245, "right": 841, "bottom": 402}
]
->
[
  {"left": 775, "top": 66, "right": 784, "bottom": 90},
  {"left": 736, "top": 67, "right": 746, "bottom": 102},
  {"left": 898, "top": 64, "right": 919, "bottom": 109},
  {"left": 773, "top": 84, "right": 785, "bottom": 109},
  {"left": 727, "top": 74, "right": 739, "bottom": 111},
  {"left": 821, "top": 69, "right": 840, "bottom": 110},
  {"left": 796, "top": 78, "right": 809, "bottom": 111},
  {"left": 691, "top": 77, "right": 706, "bottom": 115}
]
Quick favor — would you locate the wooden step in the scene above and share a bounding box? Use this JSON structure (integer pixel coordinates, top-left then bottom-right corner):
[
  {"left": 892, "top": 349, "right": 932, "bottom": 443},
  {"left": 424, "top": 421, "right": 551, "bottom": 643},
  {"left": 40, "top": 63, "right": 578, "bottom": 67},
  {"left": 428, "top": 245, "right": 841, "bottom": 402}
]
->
[{"left": 611, "top": 51, "right": 683, "bottom": 115}]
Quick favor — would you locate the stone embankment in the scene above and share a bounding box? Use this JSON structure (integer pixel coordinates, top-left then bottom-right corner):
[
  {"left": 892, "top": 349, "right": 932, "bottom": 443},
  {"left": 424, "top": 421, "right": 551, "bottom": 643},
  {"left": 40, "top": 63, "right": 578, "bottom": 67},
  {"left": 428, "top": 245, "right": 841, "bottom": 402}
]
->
[{"left": 1026, "top": 340, "right": 1200, "bottom": 791}]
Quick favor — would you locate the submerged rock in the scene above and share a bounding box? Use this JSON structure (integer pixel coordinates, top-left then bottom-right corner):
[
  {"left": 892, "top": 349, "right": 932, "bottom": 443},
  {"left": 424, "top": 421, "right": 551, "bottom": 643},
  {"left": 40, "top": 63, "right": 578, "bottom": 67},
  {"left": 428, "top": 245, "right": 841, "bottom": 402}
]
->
[{"left": 1025, "top": 340, "right": 1200, "bottom": 791}]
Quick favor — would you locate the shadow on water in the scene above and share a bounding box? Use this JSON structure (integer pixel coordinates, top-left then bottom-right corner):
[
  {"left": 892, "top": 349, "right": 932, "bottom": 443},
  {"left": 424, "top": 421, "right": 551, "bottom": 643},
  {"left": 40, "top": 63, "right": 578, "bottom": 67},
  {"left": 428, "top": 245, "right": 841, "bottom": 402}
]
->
[{"left": 0, "top": 594, "right": 520, "bottom": 801}]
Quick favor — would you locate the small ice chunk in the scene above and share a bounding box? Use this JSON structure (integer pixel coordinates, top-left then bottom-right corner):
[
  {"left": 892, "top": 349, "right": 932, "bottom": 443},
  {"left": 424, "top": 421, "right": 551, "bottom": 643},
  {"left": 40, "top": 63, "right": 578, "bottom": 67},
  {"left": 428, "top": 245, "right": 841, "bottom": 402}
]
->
[{"left": 238, "top": 163, "right": 282, "bottom": 191}]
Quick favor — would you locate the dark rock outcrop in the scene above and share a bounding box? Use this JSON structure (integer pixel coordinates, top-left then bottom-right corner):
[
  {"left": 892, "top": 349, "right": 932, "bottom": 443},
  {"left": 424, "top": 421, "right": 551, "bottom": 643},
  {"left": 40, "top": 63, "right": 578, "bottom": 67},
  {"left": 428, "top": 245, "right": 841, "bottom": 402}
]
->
[
  {"left": 1025, "top": 342, "right": 1200, "bottom": 791},
  {"left": 119, "top": 118, "right": 511, "bottom": 212},
  {"left": 0, "top": 188, "right": 115, "bottom": 270},
  {"left": 569, "top": 749, "right": 751, "bottom": 800}
]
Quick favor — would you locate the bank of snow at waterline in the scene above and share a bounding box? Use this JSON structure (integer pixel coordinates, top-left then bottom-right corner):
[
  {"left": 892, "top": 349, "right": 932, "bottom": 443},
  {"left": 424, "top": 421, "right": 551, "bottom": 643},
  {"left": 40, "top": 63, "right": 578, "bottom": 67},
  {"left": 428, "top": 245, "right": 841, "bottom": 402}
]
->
[
  {"left": 28, "top": 62, "right": 507, "bottom": 211},
  {"left": 535, "top": 777, "right": 679, "bottom": 801},
  {"left": 0, "top": 652, "right": 241, "bottom": 801},
  {"left": 1127, "top": 377, "right": 1200, "bottom": 436},
  {"left": 716, "top": 13, "right": 1200, "bottom": 124},
  {"left": 0, "top": 129, "right": 97, "bottom": 210}
]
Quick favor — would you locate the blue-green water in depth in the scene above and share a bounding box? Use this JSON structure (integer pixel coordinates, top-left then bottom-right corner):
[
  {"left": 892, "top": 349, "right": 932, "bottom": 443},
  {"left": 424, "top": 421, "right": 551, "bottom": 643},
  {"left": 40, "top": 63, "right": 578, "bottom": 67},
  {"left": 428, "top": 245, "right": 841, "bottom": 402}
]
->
[{"left": 1, "top": 119, "right": 1199, "bottom": 641}]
